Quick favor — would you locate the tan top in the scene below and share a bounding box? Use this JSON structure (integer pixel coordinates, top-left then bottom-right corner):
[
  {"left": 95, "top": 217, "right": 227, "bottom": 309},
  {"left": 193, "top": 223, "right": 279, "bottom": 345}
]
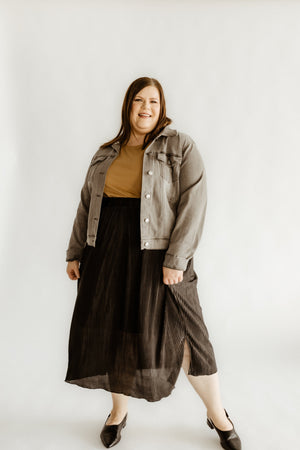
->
[{"left": 103, "top": 143, "right": 146, "bottom": 198}]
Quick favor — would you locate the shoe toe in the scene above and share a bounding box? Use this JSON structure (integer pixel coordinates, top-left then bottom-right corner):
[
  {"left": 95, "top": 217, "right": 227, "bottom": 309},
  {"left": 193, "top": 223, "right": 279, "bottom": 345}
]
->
[
  {"left": 221, "top": 434, "right": 241, "bottom": 450},
  {"left": 100, "top": 413, "right": 127, "bottom": 448},
  {"left": 100, "top": 426, "right": 120, "bottom": 448}
]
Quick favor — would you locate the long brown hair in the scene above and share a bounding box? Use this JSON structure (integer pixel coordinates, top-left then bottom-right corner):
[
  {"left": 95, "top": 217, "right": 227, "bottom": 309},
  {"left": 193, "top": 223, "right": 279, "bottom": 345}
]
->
[{"left": 101, "top": 77, "right": 172, "bottom": 151}]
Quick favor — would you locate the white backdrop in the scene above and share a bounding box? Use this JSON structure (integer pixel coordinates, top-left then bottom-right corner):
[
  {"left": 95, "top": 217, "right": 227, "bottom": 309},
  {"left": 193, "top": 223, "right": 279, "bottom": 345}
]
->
[{"left": 1, "top": 1, "right": 299, "bottom": 449}]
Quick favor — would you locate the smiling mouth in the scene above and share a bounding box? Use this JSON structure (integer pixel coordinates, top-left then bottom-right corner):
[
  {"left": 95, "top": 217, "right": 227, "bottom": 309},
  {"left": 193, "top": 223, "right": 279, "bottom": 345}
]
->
[{"left": 138, "top": 113, "right": 151, "bottom": 117}]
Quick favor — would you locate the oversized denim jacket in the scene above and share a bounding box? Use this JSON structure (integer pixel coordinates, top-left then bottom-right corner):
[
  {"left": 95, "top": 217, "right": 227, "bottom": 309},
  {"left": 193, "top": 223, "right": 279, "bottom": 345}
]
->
[{"left": 66, "top": 125, "right": 207, "bottom": 271}]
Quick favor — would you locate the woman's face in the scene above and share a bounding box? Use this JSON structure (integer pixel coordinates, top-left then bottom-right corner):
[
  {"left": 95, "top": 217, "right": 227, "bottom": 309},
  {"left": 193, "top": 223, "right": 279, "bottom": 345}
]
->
[{"left": 129, "top": 86, "right": 161, "bottom": 137}]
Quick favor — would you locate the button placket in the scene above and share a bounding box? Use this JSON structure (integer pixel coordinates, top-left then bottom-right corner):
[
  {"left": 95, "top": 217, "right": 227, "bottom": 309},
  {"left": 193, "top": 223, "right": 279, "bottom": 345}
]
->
[{"left": 141, "top": 148, "right": 157, "bottom": 251}]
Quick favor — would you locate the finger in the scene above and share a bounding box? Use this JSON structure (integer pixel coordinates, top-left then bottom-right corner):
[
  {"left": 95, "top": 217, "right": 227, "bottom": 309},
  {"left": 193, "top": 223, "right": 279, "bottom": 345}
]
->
[{"left": 69, "top": 269, "right": 76, "bottom": 280}]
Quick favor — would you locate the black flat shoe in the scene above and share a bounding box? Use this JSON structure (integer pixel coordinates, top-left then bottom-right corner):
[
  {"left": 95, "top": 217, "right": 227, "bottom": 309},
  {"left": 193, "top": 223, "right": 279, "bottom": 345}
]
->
[
  {"left": 207, "top": 408, "right": 241, "bottom": 450},
  {"left": 100, "top": 412, "right": 128, "bottom": 448}
]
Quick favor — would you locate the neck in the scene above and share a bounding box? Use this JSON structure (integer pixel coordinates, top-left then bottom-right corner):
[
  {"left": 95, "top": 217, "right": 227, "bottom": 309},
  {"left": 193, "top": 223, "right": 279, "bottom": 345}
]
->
[{"left": 127, "top": 132, "right": 146, "bottom": 146}]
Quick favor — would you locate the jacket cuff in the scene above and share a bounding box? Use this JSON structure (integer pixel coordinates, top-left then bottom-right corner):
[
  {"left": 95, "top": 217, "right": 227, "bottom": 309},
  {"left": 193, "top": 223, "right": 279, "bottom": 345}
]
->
[
  {"left": 162, "top": 253, "right": 189, "bottom": 271},
  {"left": 66, "top": 250, "right": 83, "bottom": 262}
]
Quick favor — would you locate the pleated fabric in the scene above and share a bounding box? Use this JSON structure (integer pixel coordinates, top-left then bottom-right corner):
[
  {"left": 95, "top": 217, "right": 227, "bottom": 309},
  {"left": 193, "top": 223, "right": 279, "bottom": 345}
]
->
[{"left": 65, "top": 196, "right": 217, "bottom": 402}]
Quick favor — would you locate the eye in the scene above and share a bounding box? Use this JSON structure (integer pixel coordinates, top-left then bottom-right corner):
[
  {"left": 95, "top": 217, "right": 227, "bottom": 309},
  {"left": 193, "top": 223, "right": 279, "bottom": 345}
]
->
[
  {"left": 134, "top": 98, "right": 142, "bottom": 101},
  {"left": 151, "top": 100, "right": 158, "bottom": 103}
]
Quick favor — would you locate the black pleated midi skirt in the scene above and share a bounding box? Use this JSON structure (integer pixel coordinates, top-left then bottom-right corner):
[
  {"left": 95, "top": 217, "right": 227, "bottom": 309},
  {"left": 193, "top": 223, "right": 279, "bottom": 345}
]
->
[{"left": 65, "top": 196, "right": 217, "bottom": 402}]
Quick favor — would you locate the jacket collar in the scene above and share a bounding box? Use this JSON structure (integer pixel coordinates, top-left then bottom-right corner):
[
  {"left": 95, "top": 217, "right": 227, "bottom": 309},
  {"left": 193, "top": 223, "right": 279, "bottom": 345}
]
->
[{"left": 111, "top": 125, "right": 177, "bottom": 152}]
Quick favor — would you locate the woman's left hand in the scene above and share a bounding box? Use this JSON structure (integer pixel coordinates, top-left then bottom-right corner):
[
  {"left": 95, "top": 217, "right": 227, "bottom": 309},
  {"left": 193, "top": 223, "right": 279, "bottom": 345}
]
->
[{"left": 162, "top": 266, "right": 183, "bottom": 285}]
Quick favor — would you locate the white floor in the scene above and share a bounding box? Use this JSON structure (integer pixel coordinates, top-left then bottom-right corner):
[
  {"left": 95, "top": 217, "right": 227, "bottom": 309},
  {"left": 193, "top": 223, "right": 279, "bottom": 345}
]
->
[{"left": 1, "top": 343, "right": 299, "bottom": 450}]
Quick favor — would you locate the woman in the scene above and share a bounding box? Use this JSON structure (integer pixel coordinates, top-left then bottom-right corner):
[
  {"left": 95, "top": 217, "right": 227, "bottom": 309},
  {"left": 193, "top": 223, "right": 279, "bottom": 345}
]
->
[{"left": 65, "top": 77, "right": 242, "bottom": 450}]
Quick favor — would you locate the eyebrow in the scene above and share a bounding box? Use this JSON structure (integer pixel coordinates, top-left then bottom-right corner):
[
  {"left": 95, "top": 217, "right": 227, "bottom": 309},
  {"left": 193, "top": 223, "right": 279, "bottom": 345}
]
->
[{"left": 135, "top": 95, "right": 159, "bottom": 100}]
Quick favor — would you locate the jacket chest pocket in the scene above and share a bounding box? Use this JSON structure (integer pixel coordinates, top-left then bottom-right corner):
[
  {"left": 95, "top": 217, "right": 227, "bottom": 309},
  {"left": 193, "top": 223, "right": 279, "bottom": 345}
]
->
[
  {"left": 156, "top": 152, "right": 182, "bottom": 183},
  {"left": 90, "top": 154, "right": 116, "bottom": 175},
  {"left": 90, "top": 154, "right": 112, "bottom": 167},
  {"left": 88, "top": 154, "right": 116, "bottom": 191}
]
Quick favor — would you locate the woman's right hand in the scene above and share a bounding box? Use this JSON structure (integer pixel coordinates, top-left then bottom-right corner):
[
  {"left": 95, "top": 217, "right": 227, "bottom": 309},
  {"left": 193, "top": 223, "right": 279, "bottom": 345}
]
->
[{"left": 66, "top": 260, "right": 80, "bottom": 280}]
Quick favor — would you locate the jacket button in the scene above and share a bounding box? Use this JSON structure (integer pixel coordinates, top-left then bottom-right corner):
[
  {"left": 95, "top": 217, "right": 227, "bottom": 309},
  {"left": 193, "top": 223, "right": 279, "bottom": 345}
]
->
[
  {"left": 148, "top": 170, "right": 153, "bottom": 175},
  {"left": 145, "top": 193, "right": 151, "bottom": 199},
  {"left": 144, "top": 217, "right": 150, "bottom": 223},
  {"left": 144, "top": 242, "right": 150, "bottom": 248}
]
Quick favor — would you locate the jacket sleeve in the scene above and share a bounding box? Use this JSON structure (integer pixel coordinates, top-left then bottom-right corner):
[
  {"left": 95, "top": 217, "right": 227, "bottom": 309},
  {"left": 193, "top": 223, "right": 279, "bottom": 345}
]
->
[
  {"left": 66, "top": 162, "right": 93, "bottom": 262},
  {"left": 162, "top": 137, "right": 208, "bottom": 271}
]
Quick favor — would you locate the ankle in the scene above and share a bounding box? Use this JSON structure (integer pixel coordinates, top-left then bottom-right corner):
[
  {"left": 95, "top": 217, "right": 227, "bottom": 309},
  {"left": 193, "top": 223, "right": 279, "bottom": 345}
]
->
[
  {"left": 207, "top": 406, "right": 225, "bottom": 418},
  {"left": 207, "top": 408, "right": 233, "bottom": 431},
  {"left": 110, "top": 409, "right": 128, "bottom": 418}
]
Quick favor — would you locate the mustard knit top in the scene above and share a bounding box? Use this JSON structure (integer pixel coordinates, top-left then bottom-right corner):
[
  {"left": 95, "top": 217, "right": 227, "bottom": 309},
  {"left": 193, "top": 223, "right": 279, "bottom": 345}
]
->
[{"left": 103, "top": 143, "right": 147, "bottom": 198}]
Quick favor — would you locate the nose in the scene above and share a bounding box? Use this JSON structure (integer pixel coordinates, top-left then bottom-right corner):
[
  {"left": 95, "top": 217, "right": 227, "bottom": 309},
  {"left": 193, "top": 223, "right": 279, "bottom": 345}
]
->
[{"left": 140, "top": 99, "right": 152, "bottom": 109}]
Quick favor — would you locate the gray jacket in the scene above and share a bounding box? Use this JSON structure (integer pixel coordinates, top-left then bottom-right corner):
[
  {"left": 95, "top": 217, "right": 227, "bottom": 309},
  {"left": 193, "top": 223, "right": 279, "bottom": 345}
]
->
[{"left": 66, "top": 125, "right": 207, "bottom": 271}]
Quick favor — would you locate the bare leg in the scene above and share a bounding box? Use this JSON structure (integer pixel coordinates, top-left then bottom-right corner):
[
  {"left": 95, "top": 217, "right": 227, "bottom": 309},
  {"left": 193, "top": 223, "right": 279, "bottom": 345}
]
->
[
  {"left": 181, "top": 339, "right": 233, "bottom": 431},
  {"left": 105, "top": 392, "right": 129, "bottom": 425}
]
